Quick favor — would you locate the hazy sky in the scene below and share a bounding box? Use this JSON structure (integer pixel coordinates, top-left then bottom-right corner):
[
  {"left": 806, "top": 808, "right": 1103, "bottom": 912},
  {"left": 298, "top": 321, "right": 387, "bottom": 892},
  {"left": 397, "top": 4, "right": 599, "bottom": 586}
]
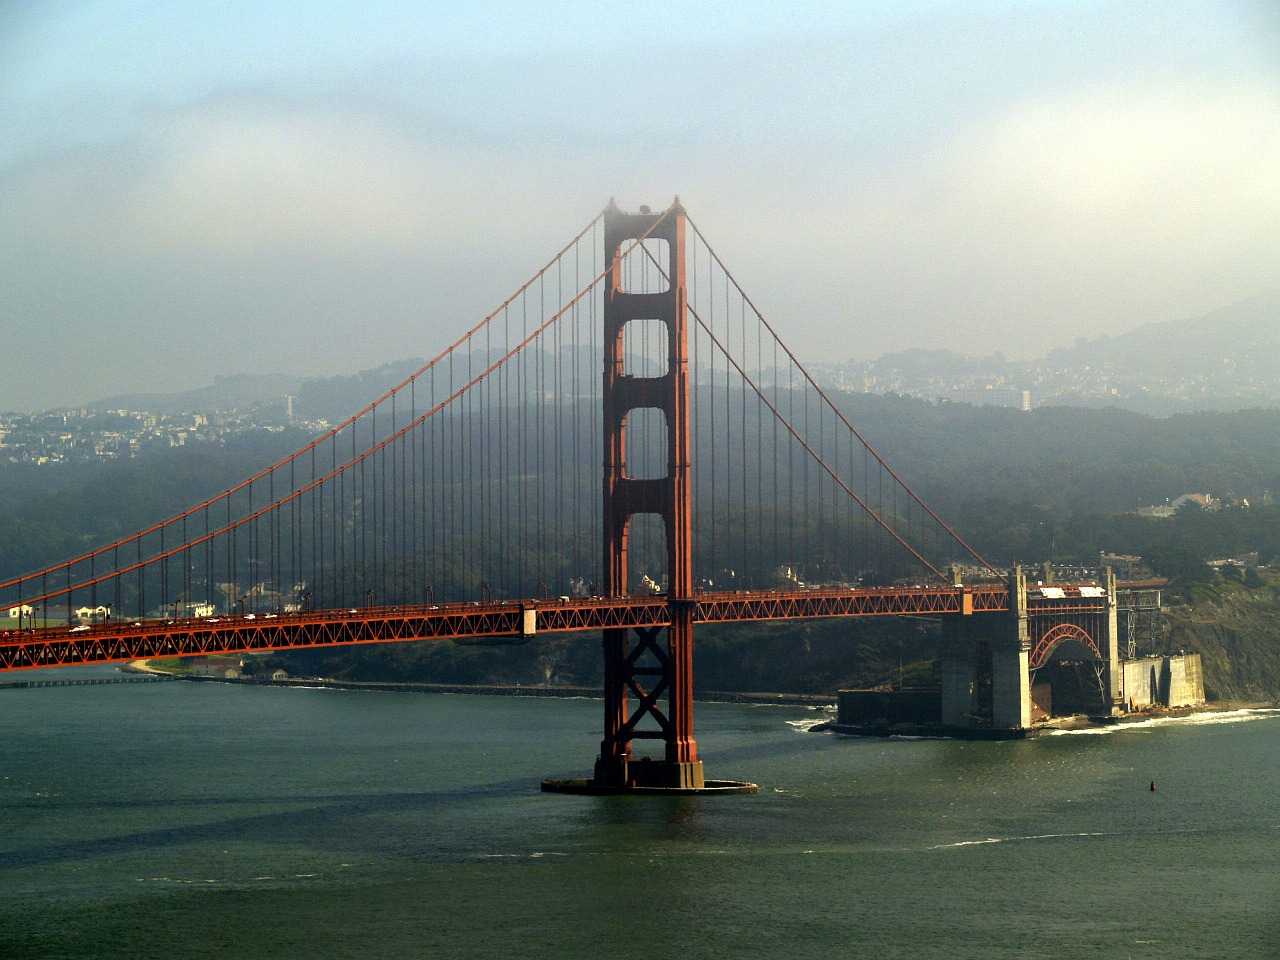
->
[{"left": 2, "top": 1, "right": 1278, "bottom": 411}]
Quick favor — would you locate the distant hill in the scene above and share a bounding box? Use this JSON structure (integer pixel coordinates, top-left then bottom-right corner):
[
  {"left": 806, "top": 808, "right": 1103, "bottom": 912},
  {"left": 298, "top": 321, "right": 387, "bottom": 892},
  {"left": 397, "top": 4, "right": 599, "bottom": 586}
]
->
[
  {"left": 90, "top": 374, "right": 303, "bottom": 415},
  {"left": 78, "top": 289, "right": 1280, "bottom": 420},
  {"left": 293, "top": 359, "right": 428, "bottom": 422},
  {"left": 1035, "top": 290, "right": 1280, "bottom": 412},
  {"left": 816, "top": 289, "right": 1280, "bottom": 415},
  {"left": 1047, "top": 289, "right": 1280, "bottom": 378},
  {"left": 83, "top": 349, "right": 595, "bottom": 424},
  {"left": 291, "top": 347, "right": 602, "bottom": 422}
]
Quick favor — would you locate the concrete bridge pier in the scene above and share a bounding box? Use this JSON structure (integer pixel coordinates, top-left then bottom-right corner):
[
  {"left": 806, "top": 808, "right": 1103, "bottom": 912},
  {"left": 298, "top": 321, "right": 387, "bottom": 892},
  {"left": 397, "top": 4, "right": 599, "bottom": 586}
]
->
[
  {"left": 992, "top": 567, "right": 1032, "bottom": 730},
  {"left": 989, "top": 645, "right": 1032, "bottom": 729},
  {"left": 1104, "top": 567, "right": 1123, "bottom": 715},
  {"left": 939, "top": 636, "right": 976, "bottom": 727},
  {"left": 940, "top": 567, "right": 1032, "bottom": 733}
]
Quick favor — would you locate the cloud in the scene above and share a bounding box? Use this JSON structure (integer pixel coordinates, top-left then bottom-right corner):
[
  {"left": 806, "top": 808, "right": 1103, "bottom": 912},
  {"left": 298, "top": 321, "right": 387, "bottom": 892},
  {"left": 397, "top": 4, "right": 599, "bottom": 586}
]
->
[
  {"left": 944, "top": 81, "right": 1280, "bottom": 231},
  {"left": 2, "top": 96, "right": 598, "bottom": 264},
  {"left": 3, "top": 62, "right": 1278, "bottom": 408},
  {"left": 782, "top": 80, "right": 1280, "bottom": 353},
  {"left": 0, "top": 94, "right": 623, "bottom": 409}
]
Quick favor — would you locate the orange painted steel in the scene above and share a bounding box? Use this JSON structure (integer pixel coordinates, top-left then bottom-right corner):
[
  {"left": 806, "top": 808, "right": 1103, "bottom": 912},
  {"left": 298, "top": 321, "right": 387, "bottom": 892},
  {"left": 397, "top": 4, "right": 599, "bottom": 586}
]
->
[
  {"left": 0, "top": 586, "right": 1007, "bottom": 673},
  {"left": 597, "top": 200, "right": 700, "bottom": 786},
  {"left": 635, "top": 226, "right": 997, "bottom": 583},
  {"left": 0, "top": 580, "right": 1165, "bottom": 674},
  {"left": 1025, "top": 591, "right": 1113, "bottom": 670},
  {"left": 1029, "top": 621, "right": 1102, "bottom": 670},
  {"left": 694, "top": 583, "right": 1009, "bottom": 621}
]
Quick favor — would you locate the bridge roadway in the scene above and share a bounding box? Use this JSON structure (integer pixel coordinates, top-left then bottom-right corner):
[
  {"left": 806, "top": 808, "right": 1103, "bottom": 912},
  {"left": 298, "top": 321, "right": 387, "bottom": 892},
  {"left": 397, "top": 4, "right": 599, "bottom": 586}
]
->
[
  {"left": 1, "top": 584, "right": 1015, "bottom": 672},
  {"left": 0, "top": 580, "right": 1161, "bottom": 674}
]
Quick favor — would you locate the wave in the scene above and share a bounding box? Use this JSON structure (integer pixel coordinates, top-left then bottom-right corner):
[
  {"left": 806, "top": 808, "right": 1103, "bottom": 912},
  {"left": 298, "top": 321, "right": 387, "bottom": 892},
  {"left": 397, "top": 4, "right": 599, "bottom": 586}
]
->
[
  {"left": 785, "top": 718, "right": 830, "bottom": 733},
  {"left": 1044, "top": 707, "right": 1280, "bottom": 736},
  {"left": 930, "top": 831, "right": 1109, "bottom": 849}
]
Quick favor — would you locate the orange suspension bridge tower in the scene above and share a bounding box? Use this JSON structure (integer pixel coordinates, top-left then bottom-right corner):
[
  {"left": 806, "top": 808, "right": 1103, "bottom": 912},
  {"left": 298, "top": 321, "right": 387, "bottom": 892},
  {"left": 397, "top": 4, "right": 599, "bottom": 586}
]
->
[{"left": 544, "top": 201, "right": 756, "bottom": 794}]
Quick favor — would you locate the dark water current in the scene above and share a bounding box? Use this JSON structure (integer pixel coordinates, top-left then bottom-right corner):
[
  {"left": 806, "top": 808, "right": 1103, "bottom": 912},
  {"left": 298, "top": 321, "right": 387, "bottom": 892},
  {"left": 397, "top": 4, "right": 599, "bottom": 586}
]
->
[{"left": 1, "top": 666, "right": 1276, "bottom": 959}]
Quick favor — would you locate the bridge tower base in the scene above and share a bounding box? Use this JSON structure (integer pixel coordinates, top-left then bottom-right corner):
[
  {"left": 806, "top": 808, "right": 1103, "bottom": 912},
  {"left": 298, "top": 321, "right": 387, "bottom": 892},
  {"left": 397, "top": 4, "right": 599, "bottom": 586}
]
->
[
  {"left": 940, "top": 568, "right": 1032, "bottom": 733},
  {"left": 542, "top": 200, "right": 757, "bottom": 796}
]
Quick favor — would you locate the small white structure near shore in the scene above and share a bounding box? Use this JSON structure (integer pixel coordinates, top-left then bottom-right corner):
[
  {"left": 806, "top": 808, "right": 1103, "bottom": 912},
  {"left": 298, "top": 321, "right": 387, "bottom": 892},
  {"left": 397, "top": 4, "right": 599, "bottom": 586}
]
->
[{"left": 191, "top": 656, "right": 244, "bottom": 679}]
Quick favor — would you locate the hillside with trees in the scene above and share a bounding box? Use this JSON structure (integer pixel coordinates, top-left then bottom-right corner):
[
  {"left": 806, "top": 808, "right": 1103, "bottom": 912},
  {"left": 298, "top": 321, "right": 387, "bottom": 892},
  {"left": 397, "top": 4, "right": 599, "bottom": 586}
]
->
[{"left": 4, "top": 390, "right": 1280, "bottom": 698}]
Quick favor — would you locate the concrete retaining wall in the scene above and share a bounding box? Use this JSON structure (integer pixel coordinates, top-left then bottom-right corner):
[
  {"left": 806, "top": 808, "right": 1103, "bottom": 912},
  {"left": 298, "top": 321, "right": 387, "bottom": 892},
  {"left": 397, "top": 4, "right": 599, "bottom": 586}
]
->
[
  {"left": 1166, "top": 654, "right": 1204, "bottom": 708},
  {"left": 1122, "top": 654, "right": 1204, "bottom": 710},
  {"left": 838, "top": 688, "right": 941, "bottom": 726}
]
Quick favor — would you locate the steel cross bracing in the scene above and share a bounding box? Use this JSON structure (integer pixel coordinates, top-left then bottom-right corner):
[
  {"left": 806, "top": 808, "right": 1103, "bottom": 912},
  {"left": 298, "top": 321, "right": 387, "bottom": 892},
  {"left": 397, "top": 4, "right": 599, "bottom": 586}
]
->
[
  {"left": 1, "top": 580, "right": 1166, "bottom": 673},
  {"left": 0, "top": 583, "right": 1162, "bottom": 670},
  {"left": 1022, "top": 581, "right": 1164, "bottom": 669},
  {"left": 0, "top": 586, "right": 1005, "bottom": 671}
]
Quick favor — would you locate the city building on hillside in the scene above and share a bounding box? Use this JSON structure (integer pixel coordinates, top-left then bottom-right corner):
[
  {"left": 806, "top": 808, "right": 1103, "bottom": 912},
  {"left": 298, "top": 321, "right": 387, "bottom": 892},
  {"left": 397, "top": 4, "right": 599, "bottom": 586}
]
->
[
  {"left": 1137, "top": 492, "right": 1219, "bottom": 517},
  {"left": 1171, "top": 493, "right": 1218, "bottom": 510},
  {"left": 946, "top": 386, "right": 1029, "bottom": 410}
]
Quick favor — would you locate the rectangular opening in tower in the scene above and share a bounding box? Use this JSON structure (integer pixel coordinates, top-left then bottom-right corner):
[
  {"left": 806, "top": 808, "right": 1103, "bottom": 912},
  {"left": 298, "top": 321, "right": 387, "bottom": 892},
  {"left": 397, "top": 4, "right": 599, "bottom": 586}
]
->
[
  {"left": 622, "top": 319, "right": 670, "bottom": 377},
  {"left": 626, "top": 513, "right": 667, "bottom": 596},
  {"left": 624, "top": 407, "right": 668, "bottom": 480},
  {"left": 617, "top": 239, "right": 671, "bottom": 294}
]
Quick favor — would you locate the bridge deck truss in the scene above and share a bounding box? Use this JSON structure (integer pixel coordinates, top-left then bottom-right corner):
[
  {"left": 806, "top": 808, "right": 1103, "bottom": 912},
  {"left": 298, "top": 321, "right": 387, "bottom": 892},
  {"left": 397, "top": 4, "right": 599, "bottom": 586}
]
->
[{"left": 1, "top": 586, "right": 1015, "bottom": 672}]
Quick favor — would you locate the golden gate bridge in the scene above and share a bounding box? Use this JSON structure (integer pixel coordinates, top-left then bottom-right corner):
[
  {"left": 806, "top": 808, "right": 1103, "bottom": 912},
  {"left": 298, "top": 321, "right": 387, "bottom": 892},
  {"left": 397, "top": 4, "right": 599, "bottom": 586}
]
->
[{"left": 0, "top": 200, "right": 1145, "bottom": 793}]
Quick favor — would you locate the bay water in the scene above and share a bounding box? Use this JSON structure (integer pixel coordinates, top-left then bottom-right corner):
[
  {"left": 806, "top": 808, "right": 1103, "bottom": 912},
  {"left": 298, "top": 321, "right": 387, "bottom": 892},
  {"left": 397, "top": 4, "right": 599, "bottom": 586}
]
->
[{"left": 1, "top": 666, "right": 1276, "bottom": 959}]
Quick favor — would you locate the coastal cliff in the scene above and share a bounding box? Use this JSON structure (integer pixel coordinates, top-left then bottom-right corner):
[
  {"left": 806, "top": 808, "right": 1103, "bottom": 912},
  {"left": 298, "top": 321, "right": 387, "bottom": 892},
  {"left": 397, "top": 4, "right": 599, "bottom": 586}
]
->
[{"left": 1155, "top": 584, "right": 1280, "bottom": 702}]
